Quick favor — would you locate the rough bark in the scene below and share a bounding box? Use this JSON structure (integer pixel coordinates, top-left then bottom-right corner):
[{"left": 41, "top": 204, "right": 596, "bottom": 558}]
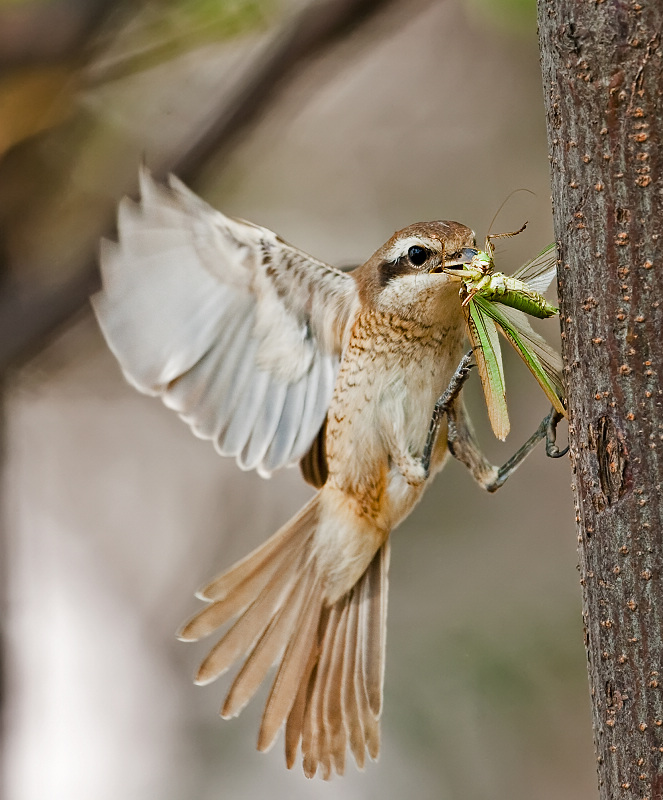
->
[{"left": 538, "top": 2, "right": 663, "bottom": 798}]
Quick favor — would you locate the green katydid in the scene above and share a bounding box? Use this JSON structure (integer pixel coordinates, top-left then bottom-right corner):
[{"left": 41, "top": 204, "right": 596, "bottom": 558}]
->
[{"left": 444, "top": 227, "right": 567, "bottom": 441}]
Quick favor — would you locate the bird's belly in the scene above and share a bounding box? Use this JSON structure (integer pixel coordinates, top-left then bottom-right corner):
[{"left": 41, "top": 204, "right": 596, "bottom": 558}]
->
[{"left": 327, "top": 364, "right": 450, "bottom": 502}]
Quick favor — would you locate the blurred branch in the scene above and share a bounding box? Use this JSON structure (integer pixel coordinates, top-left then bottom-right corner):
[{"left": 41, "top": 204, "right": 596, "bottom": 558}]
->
[
  {"left": 173, "top": 0, "right": 400, "bottom": 179},
  {"left": 0, "top": 271, "right": 100, "bottom": 370},
  {"left": 0, "top": 0, "right": 400, "bottom": 372}
]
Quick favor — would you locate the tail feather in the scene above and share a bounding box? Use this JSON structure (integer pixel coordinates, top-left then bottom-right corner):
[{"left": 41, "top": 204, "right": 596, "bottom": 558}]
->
[
  {"left": 221, "top": 566, "right": 310, "bottom": 719},
  {"left": 324, "top": 601, "right": 350, "bottom": 775},
  {"left": 342, "top": 592, "right": 366, "bottom": 769},
  {"left": 180, "top": 493, "right": 390, "bottom": 778},
  {"left": 299, "top": 661, "right": 320, "bottom": 775},
  {"left": 257, "top": 577, "right": 324, "bottom": 752},
  {"left": 285, "top": 645, "right": 318, "bottom": 768},
  {"left": 285, "top": 543, "right": 389, "bottom": 777},
  {"left": 197, "top": 499, "right": 318, "bottom": 601},
  {"left": 195, "top": 548, "right": 309, "bottom": 685},
  {"left": 302, "top": 605, "right": 337, "bottom": 779},
  {"left": 355, "top": 557, "right": 381, "bottom": 760},
  {"left": 178, "top": 544, "right": 292, "bottom": 641},
  {"left": 362, "top": 543, "right": 389, "bottom": 717},
  {"left": 356, "top": 667, "right": 380, "bottom": 761}
]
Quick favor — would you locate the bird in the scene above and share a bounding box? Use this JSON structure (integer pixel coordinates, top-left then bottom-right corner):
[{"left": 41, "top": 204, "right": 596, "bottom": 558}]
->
[{"left": 92, "top": 167, "right": 546, "bottom": 779}]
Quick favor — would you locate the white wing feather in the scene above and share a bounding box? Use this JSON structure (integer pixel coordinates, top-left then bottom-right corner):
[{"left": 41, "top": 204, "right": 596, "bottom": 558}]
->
[{"left": 92, "top": 167, "right": 358, "bottom": 476}]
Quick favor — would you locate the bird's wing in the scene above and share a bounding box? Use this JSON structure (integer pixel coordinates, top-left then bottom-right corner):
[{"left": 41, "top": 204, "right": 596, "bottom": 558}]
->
[{"left": 92, "top": 167, "right": 359, "bottom": 476}]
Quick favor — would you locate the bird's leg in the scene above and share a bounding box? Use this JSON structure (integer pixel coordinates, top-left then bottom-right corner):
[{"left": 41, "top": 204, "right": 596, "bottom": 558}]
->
[
  {"left": 411, "top": 349, "right": 567, "bottom": 487},
  {"left": 420, "top": 350, "right": 475, "bottom": 478},
  {"left": 447, "top": 404, "right": 567, "bottom": 493}
]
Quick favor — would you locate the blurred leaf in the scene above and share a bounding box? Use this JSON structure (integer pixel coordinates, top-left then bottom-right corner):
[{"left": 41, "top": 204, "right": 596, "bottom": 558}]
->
[
  {"left": 90, "top": 0, "right": 278, "bottom": 84},
  {"left": 461, "top": 0, "right": 537, "bottom": 37},
  {"left": 162, "top": 0, "right": 277, "bottom": 33}
]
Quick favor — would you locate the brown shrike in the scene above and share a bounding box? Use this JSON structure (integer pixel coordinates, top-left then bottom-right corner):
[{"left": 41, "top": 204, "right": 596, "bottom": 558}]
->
[{"left": 92, "top": 168, "right": 558, "bottom": 779}]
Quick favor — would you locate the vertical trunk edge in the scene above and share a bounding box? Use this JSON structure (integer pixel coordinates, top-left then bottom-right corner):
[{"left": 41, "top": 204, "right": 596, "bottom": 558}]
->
[{"left": 537, "top": 1, "right": 663, "bottom": 798}]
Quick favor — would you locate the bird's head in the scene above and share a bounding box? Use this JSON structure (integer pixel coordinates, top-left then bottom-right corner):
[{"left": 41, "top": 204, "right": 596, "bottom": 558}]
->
[{"left": 353, "top": 221, "right": 477, "bottom": 322}]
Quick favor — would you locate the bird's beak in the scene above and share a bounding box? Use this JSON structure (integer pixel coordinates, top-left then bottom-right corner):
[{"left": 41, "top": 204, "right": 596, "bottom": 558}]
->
[{"left": 442, "top": 247, "right": 478, "bottom": 280}]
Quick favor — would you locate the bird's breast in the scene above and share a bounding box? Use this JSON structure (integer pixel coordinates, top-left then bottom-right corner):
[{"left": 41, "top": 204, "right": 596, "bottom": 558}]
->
[{"left": 324, "top": 309, "right": 464, "bottom": 524}]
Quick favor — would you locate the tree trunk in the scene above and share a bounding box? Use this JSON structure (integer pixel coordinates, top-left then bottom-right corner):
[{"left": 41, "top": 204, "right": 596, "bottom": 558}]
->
[{"left": 537, "top": 2, "right": 663, "bottom": 798}]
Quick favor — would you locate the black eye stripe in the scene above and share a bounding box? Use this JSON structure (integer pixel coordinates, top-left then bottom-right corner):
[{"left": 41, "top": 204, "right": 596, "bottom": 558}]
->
[{"left": 378, "top": 256, "right": 409, "bottom": 287}]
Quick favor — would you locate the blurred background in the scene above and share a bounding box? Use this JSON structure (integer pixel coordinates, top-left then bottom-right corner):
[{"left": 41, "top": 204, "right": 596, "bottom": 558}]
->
[{"left": 0, "top": 0, "right": 597, "bottom": 798}]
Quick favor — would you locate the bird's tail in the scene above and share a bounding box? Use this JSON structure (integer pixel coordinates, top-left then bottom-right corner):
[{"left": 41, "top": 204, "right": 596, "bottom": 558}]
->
[{"left": 177, "top": 493, "right": 390, "bottom": 779}]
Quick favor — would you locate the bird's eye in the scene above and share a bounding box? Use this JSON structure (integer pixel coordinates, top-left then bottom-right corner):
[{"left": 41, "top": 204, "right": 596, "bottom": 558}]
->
[{"left": 408, "top": 246, "right": 428, "bottom": 266}]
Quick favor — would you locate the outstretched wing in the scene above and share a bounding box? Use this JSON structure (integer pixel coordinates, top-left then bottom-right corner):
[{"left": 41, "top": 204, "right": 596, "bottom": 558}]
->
[{"left": 92, "top": 167, "right": 359, "bottom": 476}]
